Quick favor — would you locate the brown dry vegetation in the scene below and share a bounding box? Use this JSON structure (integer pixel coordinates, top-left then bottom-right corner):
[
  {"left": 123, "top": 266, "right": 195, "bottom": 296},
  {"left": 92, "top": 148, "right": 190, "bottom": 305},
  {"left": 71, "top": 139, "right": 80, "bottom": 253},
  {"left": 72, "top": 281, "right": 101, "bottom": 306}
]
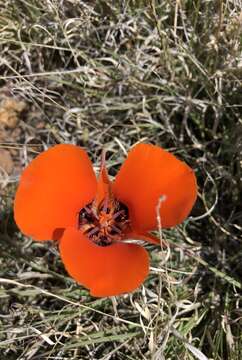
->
[{"left": 0, "top": 1, "right": 241, "bottom": 359}]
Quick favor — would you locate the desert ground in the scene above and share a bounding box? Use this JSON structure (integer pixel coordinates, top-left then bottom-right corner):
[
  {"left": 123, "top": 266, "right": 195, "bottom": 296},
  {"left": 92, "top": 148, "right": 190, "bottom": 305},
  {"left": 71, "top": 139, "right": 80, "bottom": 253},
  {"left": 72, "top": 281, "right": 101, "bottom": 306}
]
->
[{"left": 0, "top": 1, "right": 241, "bottom": 359}]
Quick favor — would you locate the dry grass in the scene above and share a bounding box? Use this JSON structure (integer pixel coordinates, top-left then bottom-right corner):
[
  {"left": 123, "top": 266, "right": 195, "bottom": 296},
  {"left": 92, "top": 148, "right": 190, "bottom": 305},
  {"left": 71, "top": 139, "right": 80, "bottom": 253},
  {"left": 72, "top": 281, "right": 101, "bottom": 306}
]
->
[{"left": 0, "top": 1, "right": 241, "bottom": 359}]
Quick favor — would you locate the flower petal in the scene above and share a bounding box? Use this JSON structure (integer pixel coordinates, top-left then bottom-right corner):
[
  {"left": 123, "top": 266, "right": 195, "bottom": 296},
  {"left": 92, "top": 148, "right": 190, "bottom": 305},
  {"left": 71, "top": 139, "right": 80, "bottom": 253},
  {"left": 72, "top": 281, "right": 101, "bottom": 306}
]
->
[
  {"left": 113, "top": 143, "right": 197, "bottom": 231},
  {"left": 123, "top": 231, "right": 161, "bottom": 245},
  {"left": 59, "top": 228, "right": 149, "bottom": 297},
  {"left": 92, "top": 149, "right": 114, "bottom": 211},
  {"left": 14, "top": 144, "right": 97, "bottom": 240}
]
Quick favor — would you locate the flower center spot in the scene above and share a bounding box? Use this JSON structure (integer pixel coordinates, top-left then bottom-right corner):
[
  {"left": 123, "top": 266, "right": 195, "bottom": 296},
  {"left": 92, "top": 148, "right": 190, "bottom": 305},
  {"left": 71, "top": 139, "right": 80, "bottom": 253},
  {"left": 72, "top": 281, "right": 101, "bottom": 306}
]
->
[{"left": 78, "top": 200, "right": 130, "bottom": 246}]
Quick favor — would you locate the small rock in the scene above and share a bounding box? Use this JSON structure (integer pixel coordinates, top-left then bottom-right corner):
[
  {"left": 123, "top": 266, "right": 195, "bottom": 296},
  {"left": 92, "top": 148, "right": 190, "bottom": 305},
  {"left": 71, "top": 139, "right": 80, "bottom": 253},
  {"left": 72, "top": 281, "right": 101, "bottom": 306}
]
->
[{"left": 0, "top": 98, "right": 26, "bottom": 128}]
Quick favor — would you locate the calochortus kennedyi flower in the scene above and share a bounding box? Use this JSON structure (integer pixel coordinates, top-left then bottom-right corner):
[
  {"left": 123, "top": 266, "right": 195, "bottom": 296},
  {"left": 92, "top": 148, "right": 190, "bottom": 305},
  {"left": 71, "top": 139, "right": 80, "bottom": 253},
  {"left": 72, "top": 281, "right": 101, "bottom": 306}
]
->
[{"left": 14, "top": 143, "right": 197, "bottom": 297}]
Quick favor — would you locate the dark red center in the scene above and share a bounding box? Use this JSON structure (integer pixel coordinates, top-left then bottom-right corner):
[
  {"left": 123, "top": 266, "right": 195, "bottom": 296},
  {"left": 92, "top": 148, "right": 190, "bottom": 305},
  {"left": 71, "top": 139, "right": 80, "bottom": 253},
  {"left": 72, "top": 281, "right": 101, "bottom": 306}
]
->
[{"left": 78, "top": 200, "right": 130, "bottom": 246}]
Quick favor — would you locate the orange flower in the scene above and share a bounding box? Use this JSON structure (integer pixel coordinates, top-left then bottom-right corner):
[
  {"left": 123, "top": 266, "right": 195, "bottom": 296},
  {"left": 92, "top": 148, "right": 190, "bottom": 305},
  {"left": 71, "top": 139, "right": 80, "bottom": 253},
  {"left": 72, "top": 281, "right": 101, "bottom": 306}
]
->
[{"left": 14, "top": 143, "right": 197, "bottom": 297}]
